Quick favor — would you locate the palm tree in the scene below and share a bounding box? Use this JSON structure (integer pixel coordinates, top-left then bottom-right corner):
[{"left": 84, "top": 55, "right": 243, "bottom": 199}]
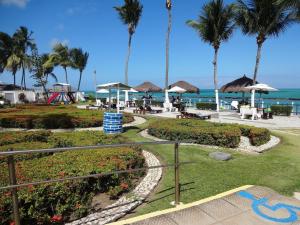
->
[
  {"left": 235, "top": 0, "right": 297, "bottom": 106},
  {"left": 30, "top": 51, "right": 57, "bottom": 100},
  {"left": 187, "top": 0, "right": 235, "bottom": 112},
  {"left": 0, "top": 32, "right": 20, "bottom": 88},
  {"left": 70, "top": 48, "right": 89, "bottom": 91},
  {"left": 165, "top": 0, "right": 172, "bottom": 90},
  {"left": 114, "top": 0, "right": 143, "bottom": 85},
  {"left": 47, "top": 43, "right": 71, "bottom": 84},
  {"left": 13, "top": 26, "right": 36, "bottom": 90}
]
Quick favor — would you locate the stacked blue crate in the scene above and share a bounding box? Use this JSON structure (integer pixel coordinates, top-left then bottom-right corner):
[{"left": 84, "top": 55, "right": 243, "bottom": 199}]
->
[{"left": 103, "top": 112, "right": 123, "bottom": 134}]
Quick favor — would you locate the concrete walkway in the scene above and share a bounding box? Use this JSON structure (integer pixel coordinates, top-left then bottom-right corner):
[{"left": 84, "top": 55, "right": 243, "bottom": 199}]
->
[{"left": 109, "top": 186, "right": 300, "bottom": 225}]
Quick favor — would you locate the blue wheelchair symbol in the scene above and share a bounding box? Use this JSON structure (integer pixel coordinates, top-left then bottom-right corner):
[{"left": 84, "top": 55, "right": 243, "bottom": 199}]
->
[{"left": 238, "top": 191, "right": 300, "bottom": 223}]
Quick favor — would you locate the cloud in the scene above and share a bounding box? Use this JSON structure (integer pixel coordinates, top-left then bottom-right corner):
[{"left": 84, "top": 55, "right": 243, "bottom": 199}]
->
[
  {"left": 0, "top": 0, "right": 29, "bottom": 8},
  {"left": 50, "top": 38, "right": 69, "bottom": 47}
]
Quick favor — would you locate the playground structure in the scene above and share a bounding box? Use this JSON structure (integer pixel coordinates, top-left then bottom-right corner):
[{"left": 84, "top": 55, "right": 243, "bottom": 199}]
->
[{"left": 47, "top": 83, "right": 76, "bottom": 104}]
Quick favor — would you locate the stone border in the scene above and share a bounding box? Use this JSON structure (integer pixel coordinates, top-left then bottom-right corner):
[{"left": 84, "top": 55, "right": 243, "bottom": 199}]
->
[
  {"left": 66, "top": 150, "right": 162, "bottom": 225},
  {"left": 0, "top": 116, "right": 146, "bottom": 133},
  {"left": 140, "top": 129, "right": 280, "bottom": 154}
]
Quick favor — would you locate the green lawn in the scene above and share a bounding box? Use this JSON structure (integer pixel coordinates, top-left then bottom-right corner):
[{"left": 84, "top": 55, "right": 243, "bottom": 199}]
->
[{"left": 122, "top": 117, "right": 300, "bottom": 216}]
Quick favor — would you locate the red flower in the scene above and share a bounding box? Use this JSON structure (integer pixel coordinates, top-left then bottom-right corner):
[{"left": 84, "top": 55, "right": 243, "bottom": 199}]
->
[
  {"left": 120, "top": 183, "right": 129, "bottom": 190},
  {"left": 10, "top": 221, "right": 15, "bottom": 225},
  {"left": 51, "top": 215, "right": 62, "bottom": 222}
]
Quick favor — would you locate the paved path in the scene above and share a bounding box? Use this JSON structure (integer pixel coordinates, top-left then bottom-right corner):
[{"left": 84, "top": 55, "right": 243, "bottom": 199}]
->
[{"left": 109, "top": 186, "right": 300, "bottom": 225}]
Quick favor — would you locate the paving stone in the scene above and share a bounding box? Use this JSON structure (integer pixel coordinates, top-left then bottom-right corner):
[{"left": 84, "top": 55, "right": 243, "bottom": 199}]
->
[{"left": 197, "top": 198, "right": 242, "bottom": 220}]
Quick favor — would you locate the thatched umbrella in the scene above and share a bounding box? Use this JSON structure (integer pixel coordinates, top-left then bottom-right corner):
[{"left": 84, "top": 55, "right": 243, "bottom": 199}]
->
[
  {"left": 134, "top": 81, "right": 162, "bottom": 92},
  {"left": 170, "top": 81, "right": 200, "bottom": 93},
  {"left": 220, "top": 75, "right": 257, "bottom": 93}
]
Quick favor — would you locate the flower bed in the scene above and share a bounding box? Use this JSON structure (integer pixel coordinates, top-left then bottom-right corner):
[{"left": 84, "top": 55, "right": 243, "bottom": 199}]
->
[
  {"left": 148, "top": 119, "right": 270, "bottom": 147},
  {"left": 0, "top": 105, "right": 134, "bottom": 129},
  {"left": 0, "top": 129, "right": 144, "bottom": 224}
]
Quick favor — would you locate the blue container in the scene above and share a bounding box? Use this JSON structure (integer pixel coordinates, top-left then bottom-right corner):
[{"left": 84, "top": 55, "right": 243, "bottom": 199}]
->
[{"left": 103, "top": 112, "right": 123, "bottom": 134}]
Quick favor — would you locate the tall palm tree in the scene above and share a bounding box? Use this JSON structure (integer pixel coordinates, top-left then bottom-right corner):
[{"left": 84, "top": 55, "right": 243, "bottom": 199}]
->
[
  {"left": 47, "top": 43, "right": 71, "bottom": 84},
  {"left": 13, "top": 26, "right": 36, "bottom": 90},
  {"left": 165, "top": 0, "right": 172, "bottom": 90},
  {"left": 70, "top": 48, "right": 89, "bottom": 91},
  {"left": 114, "top": 0, "right": 143, "bottom": 85},
  {"left": 0, "top": 32, "right": 20, "bottom": 88},
  {"left": 235, "top": 0, "right": 297, "bottom": 106},
  {"left": 187, "top": 0, "right": 235, "bottom": 112}
]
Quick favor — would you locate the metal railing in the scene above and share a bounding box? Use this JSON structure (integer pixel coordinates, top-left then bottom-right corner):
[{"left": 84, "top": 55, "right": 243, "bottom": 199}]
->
[{"left": 0, "top": 141, "right": 193, "bottom": 225}]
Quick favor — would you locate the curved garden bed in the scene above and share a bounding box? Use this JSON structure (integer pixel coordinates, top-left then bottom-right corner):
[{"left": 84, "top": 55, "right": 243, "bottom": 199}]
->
[
  {"left": 148, "top": 119, "right": 271, "bottom": 148},
  {"left": 0, "top": 105, "right": 134, "bottom": 129},
  {"left": 0, "top": 131, "right": 144, "bottom": 225}
]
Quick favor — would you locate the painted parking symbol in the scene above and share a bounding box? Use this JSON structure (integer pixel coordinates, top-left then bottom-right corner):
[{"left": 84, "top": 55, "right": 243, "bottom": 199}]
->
[{"left": 238, "top": 191, "right": 300, "bottom": 223}]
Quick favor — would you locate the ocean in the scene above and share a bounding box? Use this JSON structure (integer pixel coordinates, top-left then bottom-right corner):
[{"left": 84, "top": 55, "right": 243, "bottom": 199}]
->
[{"left": 84, "top": 88, "right": 300, "bottom": 113}]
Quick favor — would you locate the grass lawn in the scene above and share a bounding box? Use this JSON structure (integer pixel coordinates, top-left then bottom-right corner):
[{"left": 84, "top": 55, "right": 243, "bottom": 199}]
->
[{"left": 122, "top": 117, "right": 300, "bottom": 216}]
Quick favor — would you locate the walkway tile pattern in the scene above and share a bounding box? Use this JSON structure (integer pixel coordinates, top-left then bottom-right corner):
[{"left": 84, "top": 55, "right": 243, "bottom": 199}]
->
[{"left": 130, "top": 186, "right": 300, "bottom": 225}]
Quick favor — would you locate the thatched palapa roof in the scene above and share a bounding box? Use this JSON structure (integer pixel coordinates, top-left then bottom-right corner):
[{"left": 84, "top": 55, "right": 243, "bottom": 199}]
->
[
  {"left": 220, "top": 75, "right": 257, "bottom": 93},
  {"left": 170, "top": 81, "right": 200, "bottom": 93},
  {"left": 134, "top": 82, "right": 162, "bottom": 92}
]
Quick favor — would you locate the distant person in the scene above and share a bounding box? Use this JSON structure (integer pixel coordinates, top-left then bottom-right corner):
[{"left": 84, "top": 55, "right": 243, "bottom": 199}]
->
[
  {"left": 176, "top": 96, "right": 180, "bottom": 103},
  {"left": 171, "top": 96, "right": 176, "bottom": 103}
]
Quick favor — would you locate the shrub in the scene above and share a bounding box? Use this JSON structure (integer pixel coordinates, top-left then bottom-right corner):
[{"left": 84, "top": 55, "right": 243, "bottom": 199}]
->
[
  {"left": 0, "top": 131, "right": 51, "bottom": 146},
  {"left": 148, "top": 119, "right": 271, "bottom": 147},
  {"left": 0, "top": 147, "right": 145, "bottom": 224},
  {"left": 49, "top": 136, "right": 74, "bottom": 148},
  {"left": 270, "top": 105, "right": 293, "bottom": 116},
  {"left": 196, "top": 102, "right": 217, "bottom": 110},
  {"left": 148, "top": 119, "right": 241, "bottom": 148}
]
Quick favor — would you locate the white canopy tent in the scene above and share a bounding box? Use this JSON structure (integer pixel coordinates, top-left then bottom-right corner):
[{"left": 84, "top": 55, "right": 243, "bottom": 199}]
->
[
  {"left": 245, "top": 84, "right": 278, "bottom": 107},
  {"left": 123, "top": 88, "right": 138, "bottom": 103},
  {"left": 168, "top": 86, "right": 187, "bottom": 93},
  {"left": 96, "top": 82, "right": 131, "bottom": 113}
]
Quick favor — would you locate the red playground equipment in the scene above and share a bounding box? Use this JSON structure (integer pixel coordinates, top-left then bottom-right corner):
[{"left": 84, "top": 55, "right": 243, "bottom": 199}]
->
[{"left": 47, "top": 83, "right": 75, "bottom": 104}]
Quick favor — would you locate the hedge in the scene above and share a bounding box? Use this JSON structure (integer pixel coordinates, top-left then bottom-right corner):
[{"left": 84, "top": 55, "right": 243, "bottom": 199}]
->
[
  {"left": 270, "top": 105, "right": 293, "bottom": 116},
  {"left": 0, "top": 147, "right": 144, "bottom": 225},
  {"left": 148, "top": 119, "right": 271, "bottom": 147},
  {"left": 196, "top": 102, "right": 217, "bottom": 110},
  {"left": 0, "top": 105, "right": 134, "bottom": 129},
  {"left": 148, "top": 119, "right": 241, "bottom": 148}
]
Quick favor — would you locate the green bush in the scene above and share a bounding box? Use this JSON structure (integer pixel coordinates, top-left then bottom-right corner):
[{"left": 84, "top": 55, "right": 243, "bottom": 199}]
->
[
  {"left": 148, "top": 119, "right": 241, "bottom": 148},
  {"left": 0, "top": 131, "right": 51, "bottom": 146},
  {"left": 270, "top": 105, "right": 293, "bottom": 116},
  {"left": 196, "top": 102, "right": 217, "bottom": 110},
  {"left": 148, "top": 119, "right": 271, "bottom": 147},
  {"left": 0, "top": 147, "right": 145, "bottom": 224},
  {"left": 0, "top": 105, "right": 134, "bottom": 129}
]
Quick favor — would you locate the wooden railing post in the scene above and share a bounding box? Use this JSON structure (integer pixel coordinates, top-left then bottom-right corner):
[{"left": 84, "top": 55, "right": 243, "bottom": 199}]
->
[
  {"left": 7, "top": 149, "right": 21, "bottom": 225},
  {"left": 174, "top": 142, "right": 180, "bottom": 205}
]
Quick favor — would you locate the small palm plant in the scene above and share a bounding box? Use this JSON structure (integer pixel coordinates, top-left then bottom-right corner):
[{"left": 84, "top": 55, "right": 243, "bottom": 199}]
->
[
  {"left": 235, "top": 0, "right": 298, "bottom": 106},
  {"left": 187, "top": 0, "right": 235, "bottom": 112},
  {"left": 114, "top": 0, "right": 143, "bottom": 85},
  {"left": 70, "top": 48, "right": 89, "bottom": 91}
]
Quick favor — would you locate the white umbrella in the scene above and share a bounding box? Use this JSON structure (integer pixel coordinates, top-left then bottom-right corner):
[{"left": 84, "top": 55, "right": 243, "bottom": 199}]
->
[
  {"left": 96, "top": 89, "right": 109, "bottom": 93},
  {"left": 97, "top": 82, "right": 131, "bottom": 113},
  {"left": 168, "top": 86, "right": 187, "bottom": 93},
  {"left": 245, "top": 84, "right": 278, "bottom": 107},
  {"left": 123, "top": 88, "right": 138, "bottom": 104}
]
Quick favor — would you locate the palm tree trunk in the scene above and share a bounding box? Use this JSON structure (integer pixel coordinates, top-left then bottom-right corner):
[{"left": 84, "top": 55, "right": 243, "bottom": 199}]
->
[
  {"left": 165, "top": 8, "right": 172, "bottom": 90},
  {"left": 213, "top": 47, "right": 220, "bottom": 112},
  {"left": 64, "top": 67, "right": 69, "bottom": 84},
  {"left": 21, "top": 62, "right": 26, "bottom": 90},
  {"left": 251, "top": 42, "right": 263, "bottom": 107},
  {"left": 125, "top": 33, "right": 132, "bottom": 85},
  {"left": 13, "top": 72, "right": 16, "bottom": 89},
  {"left": 78, "top": 71, "right": 82, "bottom": 91}
]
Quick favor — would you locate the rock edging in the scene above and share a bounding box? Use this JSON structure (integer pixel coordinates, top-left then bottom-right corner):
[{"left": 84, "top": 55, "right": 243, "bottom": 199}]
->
[
  {"left": 66, "top": 150, "right": 162, "bottom": 225},
  {"left": 140, "top": 129, "right": 280, "bottom": 154}
]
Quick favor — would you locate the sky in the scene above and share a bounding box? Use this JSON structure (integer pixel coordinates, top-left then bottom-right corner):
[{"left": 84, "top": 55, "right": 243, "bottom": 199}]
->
[{"left": 0, "top": 0, "right": 300, "bottom": 90}]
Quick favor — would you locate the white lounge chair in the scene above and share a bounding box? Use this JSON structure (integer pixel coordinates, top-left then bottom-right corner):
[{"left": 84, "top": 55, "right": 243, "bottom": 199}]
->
[
  {"left": 231, "top": 101, "right": 239, "bottom": 110},
  {"left": 240, "top": 107, "right": 261, "bottom": 120},
  {"left": 163, "top": 102, "right": 176, "bottom": 112}
]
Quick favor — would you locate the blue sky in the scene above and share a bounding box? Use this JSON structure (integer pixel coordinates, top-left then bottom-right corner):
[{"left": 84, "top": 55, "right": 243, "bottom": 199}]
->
[{"left": 0, "top": 0, "right": 299, "bottom": 90}]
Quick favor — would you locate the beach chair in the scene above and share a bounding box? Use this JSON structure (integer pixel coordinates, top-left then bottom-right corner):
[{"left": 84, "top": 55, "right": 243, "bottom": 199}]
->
[
  {"left": 163, "top": 102, "right": 176, "bottom": 112},
  {"left": 241, "top": 107, "right": 261, "bottom": 120},
  {"left": 146, "top": 105, "right": 163, "bottom": 114},
  {"left": 231, "top": 101, "right": 239, "bottom": 110}
]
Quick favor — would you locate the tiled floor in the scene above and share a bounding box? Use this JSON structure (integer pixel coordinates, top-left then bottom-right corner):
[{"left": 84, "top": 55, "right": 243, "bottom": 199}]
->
[{"left": 129, "top": 186, "right": 300, "bottom": 225}]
